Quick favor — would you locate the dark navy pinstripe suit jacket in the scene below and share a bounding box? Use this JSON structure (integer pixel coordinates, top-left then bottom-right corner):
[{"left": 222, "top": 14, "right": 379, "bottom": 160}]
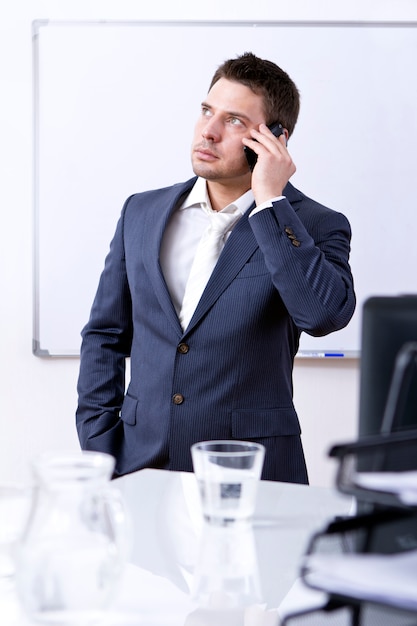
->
[{"left": 76, "top": 177, "right": 355, "bottom": 482}]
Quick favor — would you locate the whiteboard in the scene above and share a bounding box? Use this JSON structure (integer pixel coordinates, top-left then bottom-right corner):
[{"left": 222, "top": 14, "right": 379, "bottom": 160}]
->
[{"left": 32, "top": 20, "right": 417, "bottom": 357}]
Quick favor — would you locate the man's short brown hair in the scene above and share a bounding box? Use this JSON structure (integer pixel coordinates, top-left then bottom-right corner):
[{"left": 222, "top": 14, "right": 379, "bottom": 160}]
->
[{"left": 209, "top": 52, "right": 300, "bottom": 137}]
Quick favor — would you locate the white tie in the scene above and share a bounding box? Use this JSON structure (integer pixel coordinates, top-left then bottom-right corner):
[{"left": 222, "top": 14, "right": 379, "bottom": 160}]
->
[{"left": 179, "top": 207, "right": 241, "bottom": 331}]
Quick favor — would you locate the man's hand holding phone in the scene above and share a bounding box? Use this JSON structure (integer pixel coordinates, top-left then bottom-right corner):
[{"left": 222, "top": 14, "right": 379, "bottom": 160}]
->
[
  {"left": 244, "top": 122, "right": 284, "bottom": 171},
  {"left": 243, "top": 123, "right": 296, "bottom": 206}
]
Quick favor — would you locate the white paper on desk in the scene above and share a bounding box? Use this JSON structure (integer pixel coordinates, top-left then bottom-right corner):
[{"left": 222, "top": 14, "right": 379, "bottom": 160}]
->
[
  {"left": 304, "top": 549, "right": 417, "bottom": 611},
  {"left": 354, "top": 470, "right": 417, "bottom": 504}
]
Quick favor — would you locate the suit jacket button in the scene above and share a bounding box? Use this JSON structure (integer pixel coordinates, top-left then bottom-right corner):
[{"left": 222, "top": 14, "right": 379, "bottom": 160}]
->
[
  {"left": 291, "top": 239, "right": 301, "bottom": 247},
  {"left": 177, "top": 343, "right": 189, "bottom": 354},
  {"left": 172, "top": 393, "right": 184, "bottom": 405}
]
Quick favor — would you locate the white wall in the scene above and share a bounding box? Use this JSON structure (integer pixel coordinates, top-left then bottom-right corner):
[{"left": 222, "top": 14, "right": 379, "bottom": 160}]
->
[{"left": 1, "top": 0, "right": 416, "bottom": 488}]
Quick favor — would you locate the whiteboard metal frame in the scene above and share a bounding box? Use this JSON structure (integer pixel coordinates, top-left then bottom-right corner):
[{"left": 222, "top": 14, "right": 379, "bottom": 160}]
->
[{"left": 32, "top": 19, "right": 417, "bottom": 357}]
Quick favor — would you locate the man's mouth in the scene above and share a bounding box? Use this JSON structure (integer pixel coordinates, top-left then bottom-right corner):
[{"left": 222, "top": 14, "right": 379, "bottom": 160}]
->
[{"left": 193, "top": 145, "right": 219, "bottom": 161}]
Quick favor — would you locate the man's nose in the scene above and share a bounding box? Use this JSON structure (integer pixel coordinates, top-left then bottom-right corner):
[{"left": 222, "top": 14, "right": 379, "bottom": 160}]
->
[{"left": 202, "top": 117, "right": 221, "bottom": 141}]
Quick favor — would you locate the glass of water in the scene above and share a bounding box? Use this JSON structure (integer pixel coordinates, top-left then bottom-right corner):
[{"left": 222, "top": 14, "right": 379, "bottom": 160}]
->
[{"left": 191, "top": 441, "right": 265, "bottom": 526}]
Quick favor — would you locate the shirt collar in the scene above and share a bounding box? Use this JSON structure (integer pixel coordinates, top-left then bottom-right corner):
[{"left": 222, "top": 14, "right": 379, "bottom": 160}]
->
[{"left": 181, "top": 177, "right": 254, "bottom": 216}]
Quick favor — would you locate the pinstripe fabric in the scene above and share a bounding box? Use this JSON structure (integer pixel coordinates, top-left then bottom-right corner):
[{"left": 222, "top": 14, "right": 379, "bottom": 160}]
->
[{"left": 76, "top": 177, "right": 355, "bottom": 483}]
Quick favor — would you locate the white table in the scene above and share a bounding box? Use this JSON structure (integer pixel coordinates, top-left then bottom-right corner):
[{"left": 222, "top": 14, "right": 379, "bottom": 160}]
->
[{"left": 1, "top": 469, "right": 352, "bottom": 625}]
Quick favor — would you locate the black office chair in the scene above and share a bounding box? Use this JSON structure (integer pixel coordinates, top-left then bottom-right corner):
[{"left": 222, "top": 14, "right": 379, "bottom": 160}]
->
[{"left": 380, "top": 341, "right": 417, "bottom": 436}]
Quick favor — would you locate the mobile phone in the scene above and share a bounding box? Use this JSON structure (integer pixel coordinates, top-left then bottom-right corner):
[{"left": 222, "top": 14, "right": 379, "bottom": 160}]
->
[{"left": 244, "top": 122, "right": 284, "bottom": 172}]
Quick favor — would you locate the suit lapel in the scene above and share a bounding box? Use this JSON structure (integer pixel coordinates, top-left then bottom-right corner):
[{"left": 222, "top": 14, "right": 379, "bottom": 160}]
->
[
  {"left": 142, "top": 179, "right": 196, "bottom": 335},
  {"left": 184, "top": 207, "right": 258, "bottom": 333},
  {"left": 183, "top": 185, "right": 302, "bottom": 333},
  {"left": 142, "top": 180, "right": 302, "bottom": 336}
]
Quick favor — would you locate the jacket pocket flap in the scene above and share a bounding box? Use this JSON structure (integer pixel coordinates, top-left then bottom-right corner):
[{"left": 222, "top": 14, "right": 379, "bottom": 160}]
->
[{"left": 231, "top": 408, "right": 301, "bottom": 438}]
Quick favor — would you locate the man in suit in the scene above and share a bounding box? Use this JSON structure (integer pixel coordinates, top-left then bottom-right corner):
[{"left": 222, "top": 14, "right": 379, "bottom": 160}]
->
[{"left": 76, "top": 52, "right": 355, "bottom": 483}]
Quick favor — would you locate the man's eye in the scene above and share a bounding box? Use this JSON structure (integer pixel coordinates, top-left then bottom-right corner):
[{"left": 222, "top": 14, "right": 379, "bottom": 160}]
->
[
  {"left": 202, "top": 107, "right": 212, "bottom": 117},
  {"left": 230, "top": 117, "right": 244, "bottom": 126}
]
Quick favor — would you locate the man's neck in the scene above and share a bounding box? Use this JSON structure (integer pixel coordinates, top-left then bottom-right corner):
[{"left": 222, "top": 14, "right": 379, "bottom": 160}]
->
[{"left": 206, "top": 179, "right": 251, "bottom": 212}]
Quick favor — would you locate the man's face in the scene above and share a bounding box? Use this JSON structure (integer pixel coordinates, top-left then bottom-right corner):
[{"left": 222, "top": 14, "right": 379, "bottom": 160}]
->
[{"left": 191, "top": 78, "right": 266, "bottom": 185}]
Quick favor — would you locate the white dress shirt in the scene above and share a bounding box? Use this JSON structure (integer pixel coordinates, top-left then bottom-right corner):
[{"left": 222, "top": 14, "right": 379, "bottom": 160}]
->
[{"left": 159, "top": 176, "right": 284, "bottom": 315}]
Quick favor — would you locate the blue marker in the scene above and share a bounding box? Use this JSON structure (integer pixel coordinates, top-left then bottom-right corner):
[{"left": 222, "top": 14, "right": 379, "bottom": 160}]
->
[{"left": 298, "top": 352, "right": 345, "bottom": 357}]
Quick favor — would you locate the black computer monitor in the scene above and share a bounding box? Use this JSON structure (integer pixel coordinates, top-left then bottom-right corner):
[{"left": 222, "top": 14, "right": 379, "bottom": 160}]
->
[
  {"left": 357, "top": 295, "right": 417, "bottom": 555},
  {"left": 359, "top": 295, "right": 417, "bottom": 438}
]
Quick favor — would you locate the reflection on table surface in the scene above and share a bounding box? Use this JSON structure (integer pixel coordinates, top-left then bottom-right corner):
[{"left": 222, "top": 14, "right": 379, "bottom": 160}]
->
[{"left": 1, "top": 468, "right": 352, "bottom": 625}]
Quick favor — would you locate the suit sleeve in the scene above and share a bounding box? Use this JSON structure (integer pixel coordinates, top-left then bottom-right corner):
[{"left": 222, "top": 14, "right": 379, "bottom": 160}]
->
[
  {"left": 249, "top": 197, "right": 356, "bottom": 336},
  {"left": 76, "top": 199, "right": 133, "bottom": 455}
]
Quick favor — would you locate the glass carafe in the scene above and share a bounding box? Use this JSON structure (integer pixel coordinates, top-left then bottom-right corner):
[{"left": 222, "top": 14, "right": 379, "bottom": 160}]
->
[{"left": 16, "top": 451, "right": 129, "bottom": 624}]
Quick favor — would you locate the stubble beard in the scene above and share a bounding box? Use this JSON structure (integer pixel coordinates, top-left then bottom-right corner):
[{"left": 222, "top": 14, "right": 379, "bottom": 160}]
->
[{"left": 191, "top": 153, "right": 250, "bottom": 183}]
